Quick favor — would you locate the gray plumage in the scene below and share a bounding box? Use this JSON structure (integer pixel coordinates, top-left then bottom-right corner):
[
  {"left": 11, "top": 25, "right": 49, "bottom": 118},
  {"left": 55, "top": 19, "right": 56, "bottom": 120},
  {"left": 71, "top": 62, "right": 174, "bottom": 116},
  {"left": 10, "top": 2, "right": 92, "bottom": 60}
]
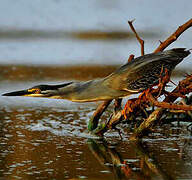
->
[{"left": 2, "top": 48, "right": 190, "bottom": 102}]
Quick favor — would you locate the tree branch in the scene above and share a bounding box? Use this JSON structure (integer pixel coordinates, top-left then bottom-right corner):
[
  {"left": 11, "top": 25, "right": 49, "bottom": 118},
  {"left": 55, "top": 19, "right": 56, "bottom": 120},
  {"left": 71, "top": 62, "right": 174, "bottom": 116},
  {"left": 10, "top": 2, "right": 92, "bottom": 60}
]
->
[
  {"left": 154, "top": 18, "right": 192, "bottom": 52},
  {"left": 127, "top": 54, "right": 135, "bottom": 62},
  {"left": 128, "top": 20, "right": 145, "bottom": 55},
  {"left": 131, "top": 74, "right": 192, "bottom": 140}
]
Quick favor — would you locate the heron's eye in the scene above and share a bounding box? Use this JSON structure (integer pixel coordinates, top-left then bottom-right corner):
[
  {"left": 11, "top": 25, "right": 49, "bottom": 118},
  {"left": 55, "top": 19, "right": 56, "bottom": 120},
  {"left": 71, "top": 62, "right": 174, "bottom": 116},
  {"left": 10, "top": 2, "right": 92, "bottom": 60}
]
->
[{"left": 28, "top": 88, "right": 41, "bottom": 94}]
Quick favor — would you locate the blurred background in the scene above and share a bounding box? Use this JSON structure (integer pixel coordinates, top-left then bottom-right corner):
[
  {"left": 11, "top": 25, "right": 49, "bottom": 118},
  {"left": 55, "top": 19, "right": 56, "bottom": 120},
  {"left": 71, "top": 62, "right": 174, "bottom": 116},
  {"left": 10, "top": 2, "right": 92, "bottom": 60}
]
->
[{"left": 0, "top": 0, "right": 191, "bottom": 66}]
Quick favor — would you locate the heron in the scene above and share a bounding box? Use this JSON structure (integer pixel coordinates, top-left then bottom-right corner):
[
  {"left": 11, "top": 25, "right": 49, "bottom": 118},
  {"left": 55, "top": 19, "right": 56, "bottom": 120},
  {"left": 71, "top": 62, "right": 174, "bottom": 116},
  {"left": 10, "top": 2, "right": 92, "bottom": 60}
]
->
[{"left": 2, "top": 48, "right": 190, "bottom": 132}]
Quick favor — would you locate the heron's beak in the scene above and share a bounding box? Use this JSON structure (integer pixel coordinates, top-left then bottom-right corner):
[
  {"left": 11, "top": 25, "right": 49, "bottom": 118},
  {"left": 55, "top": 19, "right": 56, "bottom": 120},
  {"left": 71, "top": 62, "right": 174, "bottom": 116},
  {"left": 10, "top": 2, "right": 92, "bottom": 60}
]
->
[
  {"left": 2, "top": 90, "right": 32, "bottom": 96},
  {"left": 2, "top": 89, "right": 45, "bottom": 97},
  {"left": 2, "top": 82, "right": 73, "bottom": 98}
]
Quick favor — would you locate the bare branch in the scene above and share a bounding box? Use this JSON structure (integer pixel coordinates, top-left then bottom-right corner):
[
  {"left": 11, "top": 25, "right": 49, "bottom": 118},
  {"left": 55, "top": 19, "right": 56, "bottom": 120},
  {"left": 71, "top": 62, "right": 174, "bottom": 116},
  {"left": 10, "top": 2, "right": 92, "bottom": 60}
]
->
[
  {"left": 154, "top": 18, "right": 192, "bottom": 52},
  {"left": 127, "top": 54, "right": 135, "bottom": 62},
  {"left": 131, "top": 74, "right": 192, "bottom": 139},
  {"left": 147, "top": 93, "right": 192, "bottom": 111},
  {"left": 128, "top": 20, "right": 145, "bottom": 55}
]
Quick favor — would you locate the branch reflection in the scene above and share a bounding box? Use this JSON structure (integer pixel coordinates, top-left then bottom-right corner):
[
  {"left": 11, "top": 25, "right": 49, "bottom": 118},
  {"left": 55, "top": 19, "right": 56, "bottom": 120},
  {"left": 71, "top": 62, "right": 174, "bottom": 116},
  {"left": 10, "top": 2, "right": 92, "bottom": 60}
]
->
[{"left": 87, "top": 139, "right": 174, "bottom": 180}]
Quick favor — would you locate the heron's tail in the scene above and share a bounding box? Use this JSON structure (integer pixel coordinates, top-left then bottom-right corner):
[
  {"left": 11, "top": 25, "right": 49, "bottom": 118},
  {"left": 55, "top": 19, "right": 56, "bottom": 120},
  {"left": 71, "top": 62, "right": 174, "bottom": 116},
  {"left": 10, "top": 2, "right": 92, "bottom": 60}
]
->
[{"left": 165, "top": 48, "right": 190, "bottom": 58}]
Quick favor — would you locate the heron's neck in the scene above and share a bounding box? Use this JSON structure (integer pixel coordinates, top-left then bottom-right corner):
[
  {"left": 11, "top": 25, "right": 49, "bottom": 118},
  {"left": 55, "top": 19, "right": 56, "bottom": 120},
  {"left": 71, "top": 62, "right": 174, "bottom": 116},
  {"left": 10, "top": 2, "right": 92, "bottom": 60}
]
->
[
  {"left": 57, "top": 79, "right": 106, "bottom": 102},
  {"left": 56, "top": 78, "right": 129, "bottom": 102}
]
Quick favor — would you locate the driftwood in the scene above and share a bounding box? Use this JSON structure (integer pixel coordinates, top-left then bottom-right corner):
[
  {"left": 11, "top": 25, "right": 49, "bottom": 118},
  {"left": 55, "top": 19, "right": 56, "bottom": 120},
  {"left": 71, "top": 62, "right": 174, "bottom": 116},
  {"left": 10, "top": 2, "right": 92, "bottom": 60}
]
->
[{"left": 91, "top": 18, "right": 192, "bottom": 139}]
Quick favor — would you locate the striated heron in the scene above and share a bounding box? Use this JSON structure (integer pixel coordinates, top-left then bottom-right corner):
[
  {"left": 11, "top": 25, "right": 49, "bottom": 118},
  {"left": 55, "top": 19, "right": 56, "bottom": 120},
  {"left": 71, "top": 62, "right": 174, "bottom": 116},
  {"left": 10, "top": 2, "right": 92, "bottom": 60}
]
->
[{"left": 2, "top": 48, "right": 191, "bottom": 131}]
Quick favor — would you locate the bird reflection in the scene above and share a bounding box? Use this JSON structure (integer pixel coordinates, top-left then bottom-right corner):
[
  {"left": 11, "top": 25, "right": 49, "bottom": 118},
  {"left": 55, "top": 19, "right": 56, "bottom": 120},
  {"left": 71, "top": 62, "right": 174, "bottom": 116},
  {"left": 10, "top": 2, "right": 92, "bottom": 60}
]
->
[{"left": 87, "top": 139, "right": 174, "bottom": 180}]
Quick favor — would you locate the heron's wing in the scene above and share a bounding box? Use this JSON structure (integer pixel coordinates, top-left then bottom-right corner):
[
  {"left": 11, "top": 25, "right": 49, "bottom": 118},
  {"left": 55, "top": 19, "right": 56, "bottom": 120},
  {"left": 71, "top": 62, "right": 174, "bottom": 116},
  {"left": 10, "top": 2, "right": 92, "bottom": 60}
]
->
[
  {"left": 123, "top": 60, "right": 171, "bottom": 92},
  {"left": 105, "top": 48, "right": 190, "bottom": 92}
]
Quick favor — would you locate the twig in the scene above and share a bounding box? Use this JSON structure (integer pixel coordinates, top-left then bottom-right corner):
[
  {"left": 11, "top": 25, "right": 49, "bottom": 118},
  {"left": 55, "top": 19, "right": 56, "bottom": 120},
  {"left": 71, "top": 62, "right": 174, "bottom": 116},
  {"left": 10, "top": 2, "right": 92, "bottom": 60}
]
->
[
  {"left": 154, "top": 18, "right": 192, "bottom": 52},
  {"left": 128, "top": 20, "right": 145, "bottom": 55},
  {"left": 127, "top": 54, "right": 135, "bottom": 62},
  {"left": 147, "top": 92, "right": 192, "bottom": 111}
]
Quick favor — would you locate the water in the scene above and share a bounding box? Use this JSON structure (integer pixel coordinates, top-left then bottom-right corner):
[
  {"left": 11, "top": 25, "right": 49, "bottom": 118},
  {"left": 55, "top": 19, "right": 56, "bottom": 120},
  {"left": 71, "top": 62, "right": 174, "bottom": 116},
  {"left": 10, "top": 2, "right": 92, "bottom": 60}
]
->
[
  {"left": 0, "top": 66, "right": 192, "bottom": 179},
  {"left": 0, "top": 105, "right": 192, "bottom": 179},
  {"left": 0, "top": 0, "right": 192, "bottom": 179}
]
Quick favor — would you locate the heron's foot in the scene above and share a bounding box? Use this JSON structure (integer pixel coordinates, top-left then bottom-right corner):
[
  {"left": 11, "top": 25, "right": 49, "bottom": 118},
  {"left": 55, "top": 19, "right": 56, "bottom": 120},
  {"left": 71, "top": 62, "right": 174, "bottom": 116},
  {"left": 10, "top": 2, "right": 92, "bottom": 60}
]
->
[
  {"left": 88, "top": 117, "right": 99, "bottom": 132},
  {"left": 88, "top": 116, "right": 107, "bottom": 136}
]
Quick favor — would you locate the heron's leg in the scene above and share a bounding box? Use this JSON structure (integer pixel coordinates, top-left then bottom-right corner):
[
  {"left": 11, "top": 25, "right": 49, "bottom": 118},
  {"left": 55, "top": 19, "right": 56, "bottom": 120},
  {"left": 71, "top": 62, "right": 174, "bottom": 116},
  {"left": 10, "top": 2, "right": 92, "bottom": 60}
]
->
[
  {"left": 90, "top": 99, "right": 123, "bottom": 136},
  {"left": 88, "top": 100, "right": 112, "bottom": 131}
]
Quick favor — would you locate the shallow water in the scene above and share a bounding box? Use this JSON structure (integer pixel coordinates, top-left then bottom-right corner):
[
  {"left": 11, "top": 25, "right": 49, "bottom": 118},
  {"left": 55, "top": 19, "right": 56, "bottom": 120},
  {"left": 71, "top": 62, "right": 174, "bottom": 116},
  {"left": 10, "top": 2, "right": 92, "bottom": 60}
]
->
[
  {"left": 0, "top": 103, "right": 192, "bottom": 180},
  {"left": 0, "top": 65, "right": 192, "bottom": 180}
]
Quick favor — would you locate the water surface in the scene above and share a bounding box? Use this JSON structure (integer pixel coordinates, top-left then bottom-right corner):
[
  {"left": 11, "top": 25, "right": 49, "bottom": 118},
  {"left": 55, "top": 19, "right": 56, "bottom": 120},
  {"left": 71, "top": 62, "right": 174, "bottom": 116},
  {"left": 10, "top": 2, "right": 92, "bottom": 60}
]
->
[{"left": 0, "top": 65, "right": 192, "bottom": 180}]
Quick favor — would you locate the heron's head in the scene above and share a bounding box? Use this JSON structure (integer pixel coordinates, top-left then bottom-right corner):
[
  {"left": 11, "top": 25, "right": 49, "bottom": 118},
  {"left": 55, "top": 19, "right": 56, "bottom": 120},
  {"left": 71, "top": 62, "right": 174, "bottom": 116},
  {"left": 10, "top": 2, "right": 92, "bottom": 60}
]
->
[{"left": 2, "top": 82, "right": 73, "bottom": 98}]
